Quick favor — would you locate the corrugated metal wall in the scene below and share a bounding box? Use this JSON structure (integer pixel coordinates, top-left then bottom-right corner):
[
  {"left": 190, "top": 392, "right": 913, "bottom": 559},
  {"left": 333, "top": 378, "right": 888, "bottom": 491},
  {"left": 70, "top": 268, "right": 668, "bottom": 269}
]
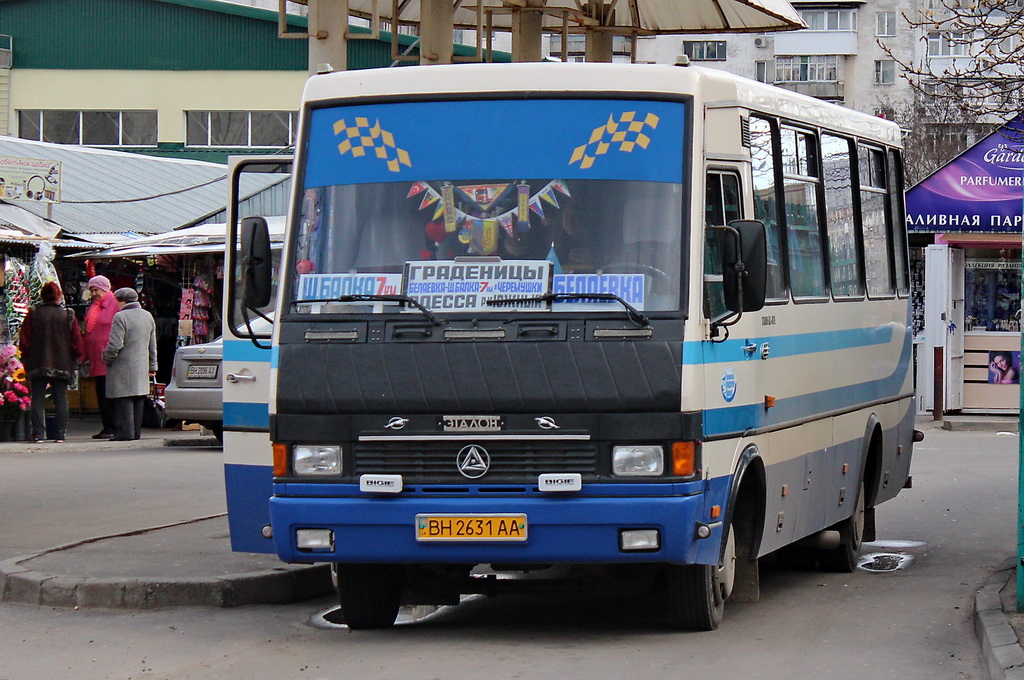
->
[
  {"left": 2, "top": 0, "right": 307, "bottom": 70},
  {"left": 1, "top": 0, "right": 507, "bottom": 71}
]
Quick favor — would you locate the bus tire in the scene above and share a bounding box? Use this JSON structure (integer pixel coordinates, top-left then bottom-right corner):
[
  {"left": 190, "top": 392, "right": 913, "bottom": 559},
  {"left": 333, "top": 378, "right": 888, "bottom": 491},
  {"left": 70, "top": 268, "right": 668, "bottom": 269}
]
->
[
  {"left": 336, "top": 564, "right": 403, "bottom": 629},
  {"left": 818, "top": 481, "right": 866, "bottom": 573},
  {"left": 667, "top": 523, "right": 735, "bottom": 630}
]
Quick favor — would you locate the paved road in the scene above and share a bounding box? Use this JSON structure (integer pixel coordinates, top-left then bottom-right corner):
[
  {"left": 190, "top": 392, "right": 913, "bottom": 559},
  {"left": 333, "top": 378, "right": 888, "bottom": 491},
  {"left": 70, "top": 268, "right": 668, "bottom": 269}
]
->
[{"left": 0, "top": 421, "right": 1014, "bottom": 680}]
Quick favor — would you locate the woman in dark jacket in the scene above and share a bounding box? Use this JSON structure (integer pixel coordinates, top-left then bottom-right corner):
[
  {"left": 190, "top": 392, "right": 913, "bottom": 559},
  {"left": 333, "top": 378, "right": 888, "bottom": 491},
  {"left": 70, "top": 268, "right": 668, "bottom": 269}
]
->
[{"left": 19, "top": 281, "right": 85, "bottom": 442}]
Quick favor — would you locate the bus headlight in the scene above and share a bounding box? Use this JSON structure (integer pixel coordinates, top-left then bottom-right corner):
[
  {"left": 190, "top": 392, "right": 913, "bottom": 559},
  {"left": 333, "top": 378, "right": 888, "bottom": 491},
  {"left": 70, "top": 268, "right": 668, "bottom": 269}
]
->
[
  {"left": 293, "top": 445, "right": 343, "bottom": 476},
  {"left": 612, "top": 445, "right": 664, "bottom": 476}
]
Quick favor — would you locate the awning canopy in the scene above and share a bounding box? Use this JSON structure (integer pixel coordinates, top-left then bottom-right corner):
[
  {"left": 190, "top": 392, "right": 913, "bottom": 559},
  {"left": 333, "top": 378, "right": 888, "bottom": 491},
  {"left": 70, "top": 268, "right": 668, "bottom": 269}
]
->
[
  {"left": 71, "top": 217, "right": 286, "bottom": 259},
  {"left": 0, "top": 200, "right": 62, "bottom": 240}
]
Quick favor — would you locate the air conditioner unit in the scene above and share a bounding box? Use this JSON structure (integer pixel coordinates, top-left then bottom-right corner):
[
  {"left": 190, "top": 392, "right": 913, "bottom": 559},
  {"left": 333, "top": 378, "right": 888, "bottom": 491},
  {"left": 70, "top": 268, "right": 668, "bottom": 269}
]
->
[{"left": 754, "top": 36, "right": 769, "bottom": 48}]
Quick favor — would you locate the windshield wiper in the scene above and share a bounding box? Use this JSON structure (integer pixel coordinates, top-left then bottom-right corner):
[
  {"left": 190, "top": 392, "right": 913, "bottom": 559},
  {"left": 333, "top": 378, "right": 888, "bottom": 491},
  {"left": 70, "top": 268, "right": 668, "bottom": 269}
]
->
[
  {"left": 295, "top": 294, "right": 443, "bottom": 326},
  {"left": 486, "top": 292, "right": 650, "bottom": 327}
]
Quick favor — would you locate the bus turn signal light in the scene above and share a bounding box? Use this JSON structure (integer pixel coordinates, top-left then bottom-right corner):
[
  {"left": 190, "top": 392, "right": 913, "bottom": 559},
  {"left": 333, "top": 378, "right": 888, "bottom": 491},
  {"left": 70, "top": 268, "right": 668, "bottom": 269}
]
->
[
  {"left": 672, "top": 441, "right": 695, "bottom": 476},
  {"left": 273, "top": 443, "right": 289, "bottom": 477}
]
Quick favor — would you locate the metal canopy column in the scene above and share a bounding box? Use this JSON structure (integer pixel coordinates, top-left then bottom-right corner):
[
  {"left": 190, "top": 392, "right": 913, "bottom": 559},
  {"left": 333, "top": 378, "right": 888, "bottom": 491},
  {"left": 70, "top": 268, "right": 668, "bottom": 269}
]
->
[
  {"left": 307, "top": 0, "right": 349, "bottom": 73},
  {"left": 511, "top": 0, "right": 545, "bottom": 62},
  {"left": 584, "top": 0, "right": 613, "bottom": 63},
  {"left": 420, "top": 0, "right": 455, "bottom": 64}
]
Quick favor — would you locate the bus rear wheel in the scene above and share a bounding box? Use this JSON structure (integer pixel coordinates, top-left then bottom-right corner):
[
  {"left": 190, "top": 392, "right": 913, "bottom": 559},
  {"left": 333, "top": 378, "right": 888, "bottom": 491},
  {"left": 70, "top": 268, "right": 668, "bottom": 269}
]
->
[
  {"left": 667, "top": 524, "right": 735, "bottom": 630},
  {"left": 818, "top": 481, "right": 866, "bottom": 573},
  {"left": 335, "top": 564, "right": 404, "bottom": 629}
]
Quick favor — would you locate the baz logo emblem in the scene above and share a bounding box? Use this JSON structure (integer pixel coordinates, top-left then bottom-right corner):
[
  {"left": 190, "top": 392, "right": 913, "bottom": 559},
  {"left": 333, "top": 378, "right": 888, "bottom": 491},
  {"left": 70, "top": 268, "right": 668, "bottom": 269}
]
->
[
  {"left": 385, "top": 417, "right": 409, "bottom": 430},
  {"left": 457, "top": 445, "right": 491, "bottom": 479}
]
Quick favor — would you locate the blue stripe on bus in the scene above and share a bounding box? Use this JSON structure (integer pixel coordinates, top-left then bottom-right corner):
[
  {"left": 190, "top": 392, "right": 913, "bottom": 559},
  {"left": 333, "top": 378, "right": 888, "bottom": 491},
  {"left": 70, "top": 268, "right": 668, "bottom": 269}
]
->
[
  {"left": 684, "top": 325, "right": 894, "bottom": 365},
  {"left": 225, "top": 401, "right": 270, "bottom": 430},
  {"left": 702, "top": 328, "right": 913, "bottom": 437},
  {"left": 223, "top": 339, "right": 272, "bottom": 363}
]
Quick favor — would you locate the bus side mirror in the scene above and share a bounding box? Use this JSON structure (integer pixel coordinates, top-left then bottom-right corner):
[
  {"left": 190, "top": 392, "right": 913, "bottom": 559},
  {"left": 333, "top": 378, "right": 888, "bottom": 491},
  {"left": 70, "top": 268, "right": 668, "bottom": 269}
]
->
[
  {"left": 721, "top": 219, "right": 767, "bottom": 314},
  {"left": 241, "top": 216, "right": 273, "bottom": 309}
]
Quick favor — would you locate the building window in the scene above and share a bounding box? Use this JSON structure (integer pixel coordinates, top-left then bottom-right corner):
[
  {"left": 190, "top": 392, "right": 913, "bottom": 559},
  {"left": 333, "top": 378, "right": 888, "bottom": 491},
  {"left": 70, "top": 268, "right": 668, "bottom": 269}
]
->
[
  {"left": 17, "top": 110, "right": 157, "bottom": 146},
  {"left": 800, "top": 9, "right": 857, "bottom": 31},
  {"left": 875, "top": 59, "right": 896, "bottom": 84},
  {"left": 755, "top": 60, "right": 773, "bottom": 83},
  {"left": 682, "top": 40, "right": 727, "bottom": 61},
  {"left": 776, "top": 55, "right": 839, "bottom": 82},
  {"left": 928, "top": 31, "right": 969, "bottom": 57},
  {"left": 549, "top": 34, "right": 632, "bottom": 61},
  {"left": 186, "top": 111, "right": 298, "bottom": 147},
  {"left": 876, "top": 11, "right": 896, "bottom": 37}
]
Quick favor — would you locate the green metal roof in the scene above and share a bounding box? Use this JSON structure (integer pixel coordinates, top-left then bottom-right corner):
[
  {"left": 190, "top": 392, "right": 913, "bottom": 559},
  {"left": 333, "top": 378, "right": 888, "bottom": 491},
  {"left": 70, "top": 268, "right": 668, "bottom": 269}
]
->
[{"left": 0, "top": 0, "right": 507, "bottom": 70}]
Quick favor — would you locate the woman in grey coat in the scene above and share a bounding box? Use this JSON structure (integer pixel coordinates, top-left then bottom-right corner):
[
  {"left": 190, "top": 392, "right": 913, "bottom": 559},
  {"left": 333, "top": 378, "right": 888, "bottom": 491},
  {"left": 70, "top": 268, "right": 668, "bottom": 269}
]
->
[{"left": 102, "top": 288, "right": 157, "bottom": 441}]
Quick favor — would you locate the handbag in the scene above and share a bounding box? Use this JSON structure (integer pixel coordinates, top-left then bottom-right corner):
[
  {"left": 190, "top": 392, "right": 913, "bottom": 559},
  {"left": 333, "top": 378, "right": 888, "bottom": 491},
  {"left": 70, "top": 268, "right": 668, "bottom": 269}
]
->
[{"left": 143, "top": 378, "right": 167, "bottom": 429}]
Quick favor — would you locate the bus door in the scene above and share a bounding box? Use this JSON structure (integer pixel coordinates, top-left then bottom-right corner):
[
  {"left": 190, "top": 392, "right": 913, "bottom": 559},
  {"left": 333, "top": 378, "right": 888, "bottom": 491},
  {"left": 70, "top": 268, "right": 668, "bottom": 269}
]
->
[
  {"left": 702, "top": 168, "right": 763, "bottom": 432},
  {"left": 222, "top": 155, "right": 291, "bottom": 553}
]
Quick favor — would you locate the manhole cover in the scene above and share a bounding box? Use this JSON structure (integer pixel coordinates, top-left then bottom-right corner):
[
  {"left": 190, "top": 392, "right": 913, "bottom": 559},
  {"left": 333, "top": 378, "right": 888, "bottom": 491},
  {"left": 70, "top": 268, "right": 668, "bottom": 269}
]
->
[{"left": 858, "top": 552, "right": 914, "bottom": 573}]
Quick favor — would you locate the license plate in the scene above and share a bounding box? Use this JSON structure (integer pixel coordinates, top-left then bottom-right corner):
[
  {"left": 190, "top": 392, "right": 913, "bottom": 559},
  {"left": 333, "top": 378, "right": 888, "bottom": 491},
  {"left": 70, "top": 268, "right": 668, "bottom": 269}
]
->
[
  {"left": 416, "top": 514, "right": 527, "bottom": 542},
  {"left": 186, "top": 365, "right": 218, "bottom": 379}
]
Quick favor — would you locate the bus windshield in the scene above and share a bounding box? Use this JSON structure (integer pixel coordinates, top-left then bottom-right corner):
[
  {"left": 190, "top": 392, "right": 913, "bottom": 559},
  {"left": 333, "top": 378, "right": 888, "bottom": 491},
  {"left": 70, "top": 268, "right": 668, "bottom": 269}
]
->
[{"left": 289, "top": 97, "right": 688, "bottom": 316}]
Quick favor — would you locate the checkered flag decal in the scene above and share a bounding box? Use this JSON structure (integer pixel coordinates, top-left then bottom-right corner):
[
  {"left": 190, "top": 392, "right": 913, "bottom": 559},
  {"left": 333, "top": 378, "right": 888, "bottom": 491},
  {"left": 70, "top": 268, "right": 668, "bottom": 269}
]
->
[
  {"left": 333, "top": 117, "right": 411, "bottom": 172},
  {"left": 568, "top": 112, "right": 660, "bottom": 169}
]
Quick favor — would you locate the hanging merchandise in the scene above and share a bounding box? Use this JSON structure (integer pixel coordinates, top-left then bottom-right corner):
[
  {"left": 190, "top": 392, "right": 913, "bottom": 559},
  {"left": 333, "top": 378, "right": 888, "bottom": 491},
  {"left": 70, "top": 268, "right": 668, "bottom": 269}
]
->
[
  {"left": 29, "top": 242, "right": 58, "bottom": 307},
  {"left": 190, "top": 273, "right": 214, "bottom": 344},
  {"left": 5, "top": 258, "right": 31, "bottom": 342}
]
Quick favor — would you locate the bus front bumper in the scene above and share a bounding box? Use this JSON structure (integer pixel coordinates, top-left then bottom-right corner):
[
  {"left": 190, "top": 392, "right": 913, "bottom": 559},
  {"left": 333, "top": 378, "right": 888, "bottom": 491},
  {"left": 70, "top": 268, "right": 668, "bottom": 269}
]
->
[{"left": 268, "top": 484, "right": 728, "bottom": 566}]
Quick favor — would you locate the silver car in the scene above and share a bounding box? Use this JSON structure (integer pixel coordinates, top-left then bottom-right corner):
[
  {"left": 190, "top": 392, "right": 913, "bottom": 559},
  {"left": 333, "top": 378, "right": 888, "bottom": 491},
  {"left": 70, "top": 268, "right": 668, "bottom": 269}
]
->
[{"left": 164, "top": 337, "right": 223, "bottom": 440}]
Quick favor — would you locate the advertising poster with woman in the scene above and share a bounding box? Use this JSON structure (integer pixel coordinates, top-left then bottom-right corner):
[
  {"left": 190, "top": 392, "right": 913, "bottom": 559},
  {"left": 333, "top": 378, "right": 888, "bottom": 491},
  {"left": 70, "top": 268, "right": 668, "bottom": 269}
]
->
[{"left": 988, "top": 350, "right": 1021, "bottom": 384}]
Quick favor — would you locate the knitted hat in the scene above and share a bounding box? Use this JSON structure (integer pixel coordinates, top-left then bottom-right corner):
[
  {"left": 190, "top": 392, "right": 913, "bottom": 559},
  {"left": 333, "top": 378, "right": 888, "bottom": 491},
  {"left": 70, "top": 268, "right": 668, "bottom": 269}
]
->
[
  {"left": 41, "top": 281, "right": 62, "bottom": 303},
  {"left": 113, "top": 287, "right": 139, "bottom": 303},
  {"left": 87, "top": 275, "right": 111, "bottom": 292}
]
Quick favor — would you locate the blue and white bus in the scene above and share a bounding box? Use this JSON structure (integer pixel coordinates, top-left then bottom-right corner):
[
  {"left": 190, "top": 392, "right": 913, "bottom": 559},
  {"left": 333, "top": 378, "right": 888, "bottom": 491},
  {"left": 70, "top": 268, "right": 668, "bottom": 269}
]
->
[{"left": 225, "top": 61, "right": 919, "bottom": 631}]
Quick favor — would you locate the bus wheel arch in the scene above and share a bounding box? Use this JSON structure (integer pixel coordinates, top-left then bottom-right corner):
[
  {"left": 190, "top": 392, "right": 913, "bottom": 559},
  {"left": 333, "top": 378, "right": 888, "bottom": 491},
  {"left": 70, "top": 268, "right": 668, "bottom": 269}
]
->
[{"left": 725, "top": 445, "right": 766, "bottom": 603}]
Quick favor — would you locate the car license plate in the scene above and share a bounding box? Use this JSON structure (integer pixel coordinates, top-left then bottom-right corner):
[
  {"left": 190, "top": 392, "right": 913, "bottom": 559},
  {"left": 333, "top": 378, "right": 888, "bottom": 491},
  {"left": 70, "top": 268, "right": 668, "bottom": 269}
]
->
[
  {"left": 186, "top": 365, "right": 218, "bottom": 379},
  {"left": 416, "top": 514, "right": 527, "bottom": 542}
]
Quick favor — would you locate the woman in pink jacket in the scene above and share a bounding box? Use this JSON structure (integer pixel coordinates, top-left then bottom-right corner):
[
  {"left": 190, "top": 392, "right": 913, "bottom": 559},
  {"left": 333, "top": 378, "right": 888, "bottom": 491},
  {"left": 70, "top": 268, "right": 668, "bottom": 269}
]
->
[{"left": 82, "top": 275, "right": 119, "bottom": 439}]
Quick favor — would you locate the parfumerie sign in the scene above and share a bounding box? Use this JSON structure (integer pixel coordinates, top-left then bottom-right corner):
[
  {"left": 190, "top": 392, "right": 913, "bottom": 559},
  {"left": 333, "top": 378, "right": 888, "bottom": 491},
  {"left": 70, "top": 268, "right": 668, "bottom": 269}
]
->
[
  {"left": 0, "top": 156, "right": 61, "bottom": 204},
  {"left": 906, "top": 117, "right": 1024, "bottom": 233}
]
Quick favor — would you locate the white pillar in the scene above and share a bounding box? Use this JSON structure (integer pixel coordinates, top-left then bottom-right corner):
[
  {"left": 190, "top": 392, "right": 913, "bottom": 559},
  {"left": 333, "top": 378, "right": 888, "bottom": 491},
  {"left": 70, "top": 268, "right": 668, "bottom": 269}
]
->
[
  {"left": 420, "top": 0, "right": 454, "bottom": 65},
  {"left": 307, "top": 0, "right": 349, "bottom": 74}
]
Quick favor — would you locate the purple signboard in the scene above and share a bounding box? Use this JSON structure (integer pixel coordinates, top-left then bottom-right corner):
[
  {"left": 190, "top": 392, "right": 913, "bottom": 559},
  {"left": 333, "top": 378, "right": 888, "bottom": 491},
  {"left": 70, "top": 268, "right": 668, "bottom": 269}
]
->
[{"left": 906, "top": 117, "right": 1024, "bottom": 233}]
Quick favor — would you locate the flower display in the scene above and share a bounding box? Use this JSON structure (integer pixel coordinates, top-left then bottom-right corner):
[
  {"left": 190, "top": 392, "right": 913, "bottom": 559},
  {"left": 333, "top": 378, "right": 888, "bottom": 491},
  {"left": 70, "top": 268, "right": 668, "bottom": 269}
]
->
[{"left": 0, "top": 345, "right": 30, "bottom": 419}]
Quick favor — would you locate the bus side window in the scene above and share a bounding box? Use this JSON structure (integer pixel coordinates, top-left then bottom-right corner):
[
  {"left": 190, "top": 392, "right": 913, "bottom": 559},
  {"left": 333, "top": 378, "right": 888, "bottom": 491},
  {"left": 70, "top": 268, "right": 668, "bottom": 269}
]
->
[
  {"left": 859, "top": 145, "right": 895, "bottom": 296},
  {"left": 749, "top": 116, "right": 787, "bottom": 301},
  {"left": 705, "top": 171, "right": 742, "bottom": 320},
  {"left": 821, "top": 134, "right": 864, "bottom": 298},
  {"left": 780, "top": 128, "right": 826, "bottom": 298},
  {"left": 887, "top": 149, "right": 910, "bottom": 296}
]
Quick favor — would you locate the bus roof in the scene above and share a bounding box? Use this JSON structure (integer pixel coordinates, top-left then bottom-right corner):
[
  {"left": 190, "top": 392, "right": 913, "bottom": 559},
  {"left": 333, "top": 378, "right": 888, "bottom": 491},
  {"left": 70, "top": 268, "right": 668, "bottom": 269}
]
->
[{"left": 303, "top": 62, "right": 902, "bottom": 147}]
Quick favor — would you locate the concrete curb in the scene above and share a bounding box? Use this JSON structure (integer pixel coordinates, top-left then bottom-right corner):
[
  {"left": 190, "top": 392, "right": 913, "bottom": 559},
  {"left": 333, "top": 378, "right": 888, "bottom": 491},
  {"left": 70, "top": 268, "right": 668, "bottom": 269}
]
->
[
  {"left": 975, "top": 565, "right": 1024, "bottom": 680},
  {"left": 0, "top": 515, "right": 333, "bottom": 610}
]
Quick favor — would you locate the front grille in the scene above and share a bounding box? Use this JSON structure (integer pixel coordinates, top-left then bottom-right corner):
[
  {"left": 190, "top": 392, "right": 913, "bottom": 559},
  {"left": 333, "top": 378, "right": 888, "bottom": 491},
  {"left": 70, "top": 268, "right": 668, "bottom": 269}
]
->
[{"left": 353, "top": 439, "right": 598, "bottom": 483}]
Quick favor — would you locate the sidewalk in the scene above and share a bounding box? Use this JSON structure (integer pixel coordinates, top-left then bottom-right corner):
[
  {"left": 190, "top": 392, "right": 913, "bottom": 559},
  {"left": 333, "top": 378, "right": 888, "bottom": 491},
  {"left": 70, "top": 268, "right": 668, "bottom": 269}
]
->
[
  {"left": 0, "top": 414, "right": 332, "bottom": 610},
  {"left": 923, "top": 414, "right": 1024, "bottom": 680}
]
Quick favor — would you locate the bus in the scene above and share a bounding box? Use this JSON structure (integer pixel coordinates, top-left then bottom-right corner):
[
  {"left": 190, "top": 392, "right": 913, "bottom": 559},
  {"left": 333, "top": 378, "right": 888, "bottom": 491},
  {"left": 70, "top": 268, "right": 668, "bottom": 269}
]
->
[{"left": 225, "top": 61, "right": 920, "bottom": 631}]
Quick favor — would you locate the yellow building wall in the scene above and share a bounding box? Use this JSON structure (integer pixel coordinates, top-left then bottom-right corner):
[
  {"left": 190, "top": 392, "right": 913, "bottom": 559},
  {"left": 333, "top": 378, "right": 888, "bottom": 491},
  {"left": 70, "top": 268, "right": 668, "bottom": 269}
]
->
[{"left": 7, "top": 69, "right": 307, "bottom": 140}]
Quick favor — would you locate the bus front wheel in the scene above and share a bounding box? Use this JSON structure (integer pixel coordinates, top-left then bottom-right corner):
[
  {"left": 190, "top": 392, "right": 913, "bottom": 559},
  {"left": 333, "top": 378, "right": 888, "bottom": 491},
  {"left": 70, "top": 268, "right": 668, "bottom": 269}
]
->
[
  {"left": 667, "top": 524, "right": 735, "bottom": 630},
  {"left": 335, "top": 564, "right": 403, "bottom": 629}
]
